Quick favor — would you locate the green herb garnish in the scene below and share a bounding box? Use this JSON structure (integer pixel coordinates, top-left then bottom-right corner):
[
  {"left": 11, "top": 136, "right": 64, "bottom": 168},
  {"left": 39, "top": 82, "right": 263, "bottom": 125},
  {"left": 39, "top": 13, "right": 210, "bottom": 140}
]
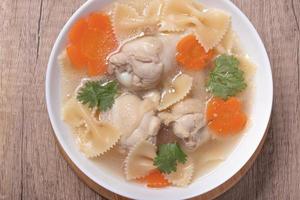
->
[
  {"left": 77, "top": 80, "right": 118, "bottom": 111},
  {"left": 207, "top": 54, "right": 247, "bottom": 99},
  {"left": 154, "top": 143, "right": 187, "bottom": 174}
]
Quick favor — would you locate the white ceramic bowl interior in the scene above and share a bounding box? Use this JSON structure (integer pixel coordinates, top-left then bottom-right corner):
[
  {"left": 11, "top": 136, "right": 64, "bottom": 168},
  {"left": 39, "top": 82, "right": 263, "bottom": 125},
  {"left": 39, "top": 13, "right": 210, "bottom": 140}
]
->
[{"left": 46, "top": 0, "right": 273, "bottom": 199}]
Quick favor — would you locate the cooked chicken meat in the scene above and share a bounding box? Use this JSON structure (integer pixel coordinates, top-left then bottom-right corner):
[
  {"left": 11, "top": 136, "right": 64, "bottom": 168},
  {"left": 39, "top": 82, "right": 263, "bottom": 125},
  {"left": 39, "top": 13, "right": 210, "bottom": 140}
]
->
[
  {"left": 125, "top": 111, "right": 161, "bottom": 147},
  {"left": 173, "top": 113, "right": 208, "bottom": 151},
  {"left": 173, "top": 113, "right": 204, "bottom": 138},
  {"left": 108, "top": 35, "right": 179, "bottom": 90},
  {"left": 159, "top": 98, "right": 210, "bottom": 151},
  {"left": 110, "top": 93, "right": 161, "bottom": 150}
]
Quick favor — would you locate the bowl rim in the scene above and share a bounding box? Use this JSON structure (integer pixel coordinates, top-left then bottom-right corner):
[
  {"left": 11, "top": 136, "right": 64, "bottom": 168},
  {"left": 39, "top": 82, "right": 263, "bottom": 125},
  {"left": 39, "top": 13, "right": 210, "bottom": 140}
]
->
[{"left": 45, "top": 0, "right": 273, "bottom": 199}]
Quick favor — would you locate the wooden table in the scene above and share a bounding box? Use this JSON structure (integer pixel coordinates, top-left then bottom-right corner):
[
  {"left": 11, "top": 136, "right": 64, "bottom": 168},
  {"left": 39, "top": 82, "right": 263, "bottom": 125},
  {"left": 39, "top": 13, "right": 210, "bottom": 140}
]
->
[{"left": 0, "top": 0, "right": 299, "bottom": 199}]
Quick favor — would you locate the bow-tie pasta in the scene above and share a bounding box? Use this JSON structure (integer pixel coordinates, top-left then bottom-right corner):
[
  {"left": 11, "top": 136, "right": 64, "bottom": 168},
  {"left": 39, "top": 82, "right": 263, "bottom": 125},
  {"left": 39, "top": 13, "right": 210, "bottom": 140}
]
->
[
  {"left": 112, "top": 0, "right": 163, "bottom": 40},
  {"left": 160, "top": 0, "right": 231, "bottom": 51},
  {"left": 62, "top": 97, "right": 121, "bottom": 157},
  {"left": 158, "top": 74, "right": 193, "bottom": 111},
  {"left": 193, "top": 9, "right": 231, "bottom": 51},
  {"left": 120, "top": 0, "right": 151, "bottom": 15},
  {"left": 124, "top": 140, "right": 157, "bottom": 180},
  {"left": 164, "top": 157, "right": 194, "bottom": 186}
]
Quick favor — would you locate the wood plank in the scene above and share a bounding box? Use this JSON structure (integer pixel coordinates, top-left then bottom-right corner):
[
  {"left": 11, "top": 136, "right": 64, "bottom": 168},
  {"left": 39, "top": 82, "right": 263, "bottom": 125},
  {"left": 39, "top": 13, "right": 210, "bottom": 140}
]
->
[{"left": 0, "top": 0, "right": 28, "bottom": 199}]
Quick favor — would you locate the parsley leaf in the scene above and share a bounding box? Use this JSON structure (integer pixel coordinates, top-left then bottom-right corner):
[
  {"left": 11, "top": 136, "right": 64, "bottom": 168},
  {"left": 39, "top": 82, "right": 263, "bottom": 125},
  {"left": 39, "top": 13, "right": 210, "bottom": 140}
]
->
[
  {"left": 77, "top": 80, "right": 118, "bottom": 111},
  {"left": 207, "top": 55, "right": 247, "bottom": 99},
  {"left": 154, "top": 143, "right": 187, "bottom": 174}
]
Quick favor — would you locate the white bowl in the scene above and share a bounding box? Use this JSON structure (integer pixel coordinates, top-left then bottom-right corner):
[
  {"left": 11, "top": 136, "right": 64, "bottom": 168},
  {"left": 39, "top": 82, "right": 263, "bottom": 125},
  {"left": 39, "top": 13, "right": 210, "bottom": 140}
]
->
[{"left": 46, "top": 0, "right": 273, "bottom": 199}]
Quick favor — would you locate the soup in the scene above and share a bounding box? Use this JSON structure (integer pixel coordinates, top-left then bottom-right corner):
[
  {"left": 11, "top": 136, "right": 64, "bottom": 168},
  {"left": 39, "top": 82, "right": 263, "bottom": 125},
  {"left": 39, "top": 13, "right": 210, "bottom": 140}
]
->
[{"left": 59, "top": 0, "right": 255, "bottom": 188}]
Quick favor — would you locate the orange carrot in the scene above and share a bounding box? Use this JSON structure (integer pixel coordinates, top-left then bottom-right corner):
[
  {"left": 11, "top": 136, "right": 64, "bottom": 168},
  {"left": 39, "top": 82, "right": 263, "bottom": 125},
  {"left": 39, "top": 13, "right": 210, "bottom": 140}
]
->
[
  {"left": 66, "top": 12, "right": 117, "bottom": 76},
  {"left": 206, "top": 97, "right": 247, "bottom": 135},
  {"left": 68, "top": 18, "right": 88, "bottom": 45},
  {"left": 176, "top": 35, "right": 214, "bottom": 70},
  {"left": 80, "top": 29, "right": 106, "bottom": 60},
  {"left": 66, "top": 45, "right": 87, "bottom": 69},
  {"left": 87, "top": 13, "right": 114, "bottom": 33},
  {"left": 87, "top": 59, "right": 107, "bottom": 76},
  {"left": 139, "top": 170, "right": 170, "bottom": 188}
]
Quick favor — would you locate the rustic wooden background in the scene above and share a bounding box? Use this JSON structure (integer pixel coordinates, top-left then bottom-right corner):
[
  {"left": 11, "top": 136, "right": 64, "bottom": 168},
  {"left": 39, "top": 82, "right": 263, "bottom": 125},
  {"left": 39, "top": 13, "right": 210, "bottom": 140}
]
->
[{"left": 0, "top": 0, "right": 299, "bottom": 199}]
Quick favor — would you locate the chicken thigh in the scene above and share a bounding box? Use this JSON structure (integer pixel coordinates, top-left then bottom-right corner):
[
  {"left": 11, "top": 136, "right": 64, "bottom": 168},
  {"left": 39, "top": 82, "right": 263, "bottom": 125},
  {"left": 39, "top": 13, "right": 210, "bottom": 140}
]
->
[
  {"left": 159, "top": 98, "right": 210, "bottom": 151},
  {"left": 110, "top": 93, "right": 161, "bottom": 150},
  {"left": 108, "top": 35, "right": 179, "bottom": 90}
]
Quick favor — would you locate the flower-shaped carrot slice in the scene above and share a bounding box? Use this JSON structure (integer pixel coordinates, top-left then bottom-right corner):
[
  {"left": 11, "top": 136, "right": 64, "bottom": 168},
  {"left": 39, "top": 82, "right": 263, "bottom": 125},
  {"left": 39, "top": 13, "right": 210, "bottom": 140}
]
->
[
  {"left": 206, "top": 97, "right": 247, "bottom": 135},
  {"left": 176, "top": 35, "right": 214, "bottom": 70},
  {"left": 66, "top": 12, "right": 117, "bottom": 76}
]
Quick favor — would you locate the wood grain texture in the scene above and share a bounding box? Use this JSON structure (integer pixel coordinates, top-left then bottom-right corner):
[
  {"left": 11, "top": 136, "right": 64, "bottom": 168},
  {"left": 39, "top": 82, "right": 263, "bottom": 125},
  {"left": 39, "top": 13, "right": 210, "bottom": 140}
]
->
[{"left": 0, "top": 0, "right": 299, "bottom": 200}]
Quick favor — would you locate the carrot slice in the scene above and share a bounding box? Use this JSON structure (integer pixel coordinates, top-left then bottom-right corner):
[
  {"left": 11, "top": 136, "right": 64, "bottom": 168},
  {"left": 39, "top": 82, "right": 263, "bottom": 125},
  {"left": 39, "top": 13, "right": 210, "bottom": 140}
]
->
[
  {"left": 206, "top": 97, "right": 247, "bottom": 135},
  {"left": 68, "top": 19, "right": 88, "bottom": 45},
  {"left": 139, "top": 170, "right": 170, "bottom": 188},
  {"left": 87, "top": 59, "right": 107, "bottom": 76},
  {"left": 80, "top": 29, "right": 106, "bottom": 60},
  {"left": 176, "top": 35, "right": 214, "bottom": 70},
  {"left": 87, "top": 13, "right": 113, "bottom": 33},
  {"left": 66, "top": 45, "right": 87, "bottom": 69},
  {"left": 65, "top": 12, "right": 117, "bottom": 76}
]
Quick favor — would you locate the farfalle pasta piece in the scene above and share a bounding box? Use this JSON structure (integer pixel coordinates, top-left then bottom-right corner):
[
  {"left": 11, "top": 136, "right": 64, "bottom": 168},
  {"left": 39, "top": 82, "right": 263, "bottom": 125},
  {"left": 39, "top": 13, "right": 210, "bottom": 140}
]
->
[
  {"left": 216, "top": 28, "right": 235, "bottom": 54},
  {"left": 215, "top": 28, "right": 245, "bottom": 56},
  {"left": 62, "top": 97, "right": 121, "bottom": 158},
  {"left": 162, "top": 0, "right": 204, "bottom": 16},
  {"left": 158, "top": 74, "right": 193, "bottom": 111},
  {"left": 112, "top": 4, "right": 141, "bottom": 40},
  {"left": 123, "top": 0, "right": 151, "bottom": 15},
  {"left": 160, "top": 0, "right": 204, "bottom": 32},
  {"left": 194, "top": 9, "right": 231, "bottom": 51},
  {"left": 160, "top": 15, "right": 197, "bottom": 32},
  {"left": 160, "top": 0, "right": 231, "bottom": 51},
  {"left": 112, "top": 0, "right": 163, "bottom": 41},
  {"left": 164, "top": 157, "right": 194, "bottom": 187},
  {"left": 144, "top": 0, "right": 164, "bottom": 18},
  {"left": 124, "top": 140, "right": 157, "bottom": 180}
]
